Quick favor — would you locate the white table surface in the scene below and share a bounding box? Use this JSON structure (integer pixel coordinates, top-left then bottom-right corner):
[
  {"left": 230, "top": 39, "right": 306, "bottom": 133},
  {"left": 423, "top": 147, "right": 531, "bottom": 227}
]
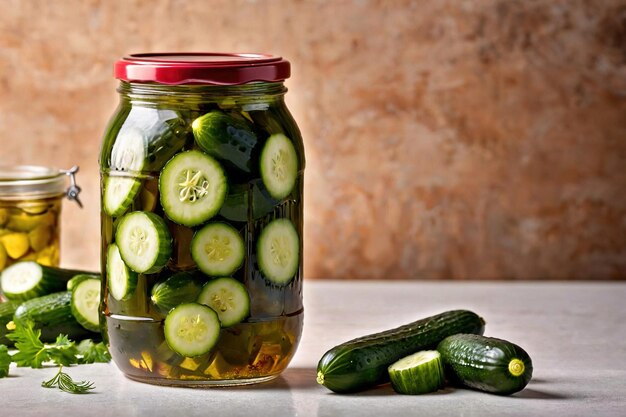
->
[{"left": 3, "top": 280, "right": 625, "bottom": 417}]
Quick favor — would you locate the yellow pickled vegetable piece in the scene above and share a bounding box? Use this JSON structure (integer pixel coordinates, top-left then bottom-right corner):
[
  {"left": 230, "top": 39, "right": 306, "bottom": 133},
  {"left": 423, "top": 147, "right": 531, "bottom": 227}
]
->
[
  {"left": 179, "top": 357, "right": 201, "bottom": 372},
  {"left": 0, "top": 243, "right": 7, "bottom": 270},
  {"left": 0, "top": 209, "right": 8, "bottom": 226},
  {"left": 0, "top": 229, "right": 10, "bottom": 237},
  {"left": 203, "top": 352, "right": 231, "bottom": 378},
  {"left": 6, "top": 211, "right": 55, "bottom": 232},
  {"left": 0, "top": 233, "right": 30, "bottom": 259},
  {"left": 28, "top": 225, "right": 52, "bottom": 252},
  {"left": 19, "top": 251, "right": 38, "bottom": 261},
  {"left": 36, "top": 244, "right": 59, "bottom": 266}
]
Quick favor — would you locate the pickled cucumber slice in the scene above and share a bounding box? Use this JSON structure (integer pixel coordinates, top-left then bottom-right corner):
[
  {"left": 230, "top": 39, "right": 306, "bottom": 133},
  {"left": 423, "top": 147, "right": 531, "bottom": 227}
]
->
[
  {"left": 259, "top": 133, "right": 298, "bottom": 200},
  {"left": 256, "top": 219, "right": 299, "bottom": 285},
  {"left": 197, "top": 277, "right": 250, "bottom": 327},
  {"left": 159, "top": 151, "right": 228, "bottom": 227},
  {"left": 115, "top": 212, "right": 172, "bottom": 274},
  {"left": 106, "top": 243, "right": 137, "bottom": 301},
  {"left": 70, "top": 277, "right": 101, "bottom": 332},
  {"left": 104, "top": 128, "right": 146, "bottom": 217},
  {"left": 191, "top": 223, "right": 244, "bottom": 277},
  {"left": 0, "top": 233, "right": 30, "bottom": 259},
  {"left": 388, "top": 350, "right": 445, "bottom": 395},
  {"left": 164, "top": 303, "right": 221, "bottom": 357}
]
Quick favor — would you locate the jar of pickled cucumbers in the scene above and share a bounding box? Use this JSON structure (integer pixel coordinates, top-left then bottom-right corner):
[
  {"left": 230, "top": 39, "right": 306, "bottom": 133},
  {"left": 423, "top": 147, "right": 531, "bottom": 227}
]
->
[
  {"left": 0, "top": 166, "right": 81, "bottom": 274},
  {"left": 100, "top": 53, "right": 304, "bottom": 386}
]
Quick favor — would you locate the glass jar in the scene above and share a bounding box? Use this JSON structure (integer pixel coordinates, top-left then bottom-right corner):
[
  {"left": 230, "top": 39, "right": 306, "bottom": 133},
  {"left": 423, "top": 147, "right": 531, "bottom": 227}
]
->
[
  {"left": 99, "top": 53, "right": 304, "bottom": 386},
  {"left": 0, "top": 165, "right": 81, "bottom": 274}
]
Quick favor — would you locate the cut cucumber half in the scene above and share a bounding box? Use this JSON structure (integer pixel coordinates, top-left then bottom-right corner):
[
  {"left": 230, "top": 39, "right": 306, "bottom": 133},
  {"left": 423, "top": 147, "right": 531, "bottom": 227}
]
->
[
  {"left": 197, "top": 277, "right": 250, "bottom": 327},
  {"left": 70, "top": 277, "right": 101, "bottom": 332},
  {"left": 259, "top": 133, "right": 298, "bottom": 200},
  {"left": 0, "top": 262, "right": 91, "bottom": 301},
  {"left": 256, "top": 218, "right": 299, "bottom": 285},
  {"left": 388, "top": 350, "right": 445, "bottom": 395},
  {"left": 164, "top": 302, "right": 221, "bottom": 357},
  {"left": 115, "top": 211, "right": 172, "bottom": 274},
  {"left": 67, "top": 273, "right": 100, "bottom": 291},
  {"left": 191, "top": 223, "right": 244, "bottom": 277},
  {"left": 104, "top": 128, "right": 146, "bottom": 217},
  {"left": 151, "top": 272, "right": 204, "bottom": 314},
  {"left": 106, "top": 243, "right": 138, "bottom": 301},
  {"left": 159, "top": 150, "right": 228, "bottom": 227}
]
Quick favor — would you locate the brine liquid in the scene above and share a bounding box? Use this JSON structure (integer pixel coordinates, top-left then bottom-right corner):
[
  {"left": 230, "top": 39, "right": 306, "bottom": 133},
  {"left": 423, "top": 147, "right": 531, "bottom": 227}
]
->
[{"left": 0, "top": 197, "right": 61, "bottom": 272}]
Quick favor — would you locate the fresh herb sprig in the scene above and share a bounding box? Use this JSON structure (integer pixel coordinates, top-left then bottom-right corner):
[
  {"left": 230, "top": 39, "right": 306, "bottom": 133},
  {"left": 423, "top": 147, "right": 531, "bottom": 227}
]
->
[
  {"left": 42, "top": 366, "right": 95, "bottom": 394},
  {"left": 7, "top": 320, "right": 78, "bottom": 368}
]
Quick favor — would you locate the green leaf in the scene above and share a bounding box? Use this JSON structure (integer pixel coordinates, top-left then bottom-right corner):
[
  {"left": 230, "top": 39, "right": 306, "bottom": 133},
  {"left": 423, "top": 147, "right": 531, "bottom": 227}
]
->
[
  {"left": 7, "top": 320, "right": 78, "bottom": 368},
  {"left": 77, "top": 340, "right": 111, "bottom": 364},
  {"left": 0, "top": 345, "right": 10, "bottom": 378},
  {"left": 42, "top": 366, "right": 95, "bottom": 394}
]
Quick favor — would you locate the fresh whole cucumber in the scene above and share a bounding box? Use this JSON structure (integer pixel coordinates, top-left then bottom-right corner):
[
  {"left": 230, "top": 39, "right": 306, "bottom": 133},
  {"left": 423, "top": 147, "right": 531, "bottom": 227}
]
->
[
  {"left": 13, "top": 291, "right": 99, "bottom": 342},
  {"left": 437, "top": 333, "right": 533, "bottom": 395},
  {"left": 0, "top": 300, "right": 20, "bottom": 345},
  {"left": 316, "top": 310, "right": 485, "bottom": 393}
]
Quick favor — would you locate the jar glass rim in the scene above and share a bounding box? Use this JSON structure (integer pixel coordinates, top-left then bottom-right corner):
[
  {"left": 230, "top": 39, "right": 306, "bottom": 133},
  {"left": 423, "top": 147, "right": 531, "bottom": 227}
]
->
[{"left": 0, "top": 165, "right": 66, "bottom": 199}]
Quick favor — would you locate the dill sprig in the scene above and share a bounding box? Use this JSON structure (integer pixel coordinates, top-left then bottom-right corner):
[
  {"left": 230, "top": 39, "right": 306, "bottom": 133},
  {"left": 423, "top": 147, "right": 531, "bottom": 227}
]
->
[{"left": 42, "top": 366, "right": 95, "bottom": 394}]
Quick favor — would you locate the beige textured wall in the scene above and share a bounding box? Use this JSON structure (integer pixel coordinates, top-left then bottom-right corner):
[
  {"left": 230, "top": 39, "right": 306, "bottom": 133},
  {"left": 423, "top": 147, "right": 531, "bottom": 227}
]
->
[{"left": 0, "top": 0, "right": 624, "bottom": 279}]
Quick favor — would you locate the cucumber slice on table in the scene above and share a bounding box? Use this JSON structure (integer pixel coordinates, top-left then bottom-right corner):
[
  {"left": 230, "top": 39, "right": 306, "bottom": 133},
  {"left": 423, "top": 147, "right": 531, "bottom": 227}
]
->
[
  {"left": 115, "top": 211, "right": 172, "bottom": 274},
  {"left": 192, "top": 111, "right": 258, "bottom": 174},
  {"left": 197, "top": 277, "right": 250, "bottom": 327},
  {"left": 159, "top": 150, "right": 228, "bottom": 227},
  {"left": 191, "top": 223, "right": 244, "bottom": 277},
  {"left": 70, "top": 277, "right": 101, "bottom": 332},
  {"left": 104, "top": 128, "right": 146, "bottom": 217},
  {"left": 106, "top": 243, "right": 138, "bottom": 301},
  {"left": 151, "top": 272, "right": 203, "bottom": 314},
  {"left": 259, "top": 133, "right": 298, "bottom": 200},
  {"left": 0, "top": 261, "right": 91, "bottom": 301},
  {"left": 164, "top": 302, "right": 221, "bottom": 357},
  {"left": 256, "top": 218, "right": 299, "bottom": 285},
  {"left": 388, "top": 350, "right": 445, "bottom": 395}
]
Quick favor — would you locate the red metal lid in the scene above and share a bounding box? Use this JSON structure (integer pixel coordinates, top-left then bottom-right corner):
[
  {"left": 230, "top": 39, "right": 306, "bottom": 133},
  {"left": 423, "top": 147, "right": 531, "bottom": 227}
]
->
[{"left": 114, "top": 53, "right": 291, "bottom": 85}]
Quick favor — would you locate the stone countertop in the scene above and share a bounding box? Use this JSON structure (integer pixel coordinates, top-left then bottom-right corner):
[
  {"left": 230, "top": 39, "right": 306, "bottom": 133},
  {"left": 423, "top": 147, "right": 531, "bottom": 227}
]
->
[{"left": 3, "top": 281, "right": 625, "bottom": 417}]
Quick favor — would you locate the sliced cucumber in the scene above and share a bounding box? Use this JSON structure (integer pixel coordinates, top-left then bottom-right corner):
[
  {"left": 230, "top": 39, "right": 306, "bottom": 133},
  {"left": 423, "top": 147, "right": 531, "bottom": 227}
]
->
[
  {"left": 67, "top": 273, "right": 101, "bottom": 291},
  {"left": 70, "top": 277, "right": 101, "bottom": 332},
  {"left": 256, "top": 218, "right": 299, "bottom": 285},
  {"left": 197, "top": 277, "right": 250, "bottom": 327},
  {"left": 388, "top": 350, "right": 445, "bottom": 395},
  {"left": 191, "top": 223, "right": 244, "bottom": 277},
  {"left": 159, "top": 150, "right": 228, "bottom": 227},
  {"left": 104, "top": 128, "right": 146, "bottom": 217},
  {"left": 106, "top": 243, "right": 138, "bottom": 301},
  {"left": 151, "top": 272, "right": 204, "bottom": 314},
  {"left": 259, "top": 133, "right": 298, "bottom": 200},
  {"left": 115, "top": 211, "right": 172, "bottom": 274},
  {"left": 0, "top": 261, "right": 91, "bottom": 301},
  {"left": 164, "top": 302, "right": 221, "bottom": 357}
]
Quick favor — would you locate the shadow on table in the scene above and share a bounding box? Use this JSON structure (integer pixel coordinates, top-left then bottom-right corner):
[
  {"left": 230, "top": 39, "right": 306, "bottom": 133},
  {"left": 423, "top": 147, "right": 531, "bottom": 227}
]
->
[{"left": 513, "top": 388, "right": 573, "bottom": 400}]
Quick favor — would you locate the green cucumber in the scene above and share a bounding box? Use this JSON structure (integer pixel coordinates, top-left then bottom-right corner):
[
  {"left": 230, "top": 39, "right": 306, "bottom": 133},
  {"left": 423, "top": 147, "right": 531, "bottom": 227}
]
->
[
  {"left": 388, "top": 350, "right": 445, "bottom": 395},
  {"left": 191, "top": 223, "right": 244, "bottom": 277},
  {"left": 196, "top": 277, "right": 250, "bottom": 327},
  {"left": 1, "top": 262, "right": 93, "bottom": 301},
  {"left": 437, "top": 334, "right": 533, "bottom": 395},
  {"left": 219, "top": 182, "right": 278, "bottom": 222},
  {"left": 192, "top": 111, "right": 258, "bottom": 175},
  {"left": 115, "top": 211, "right": 172, "bottom": 274},
  {"left": 316, "top": 310, "right": 485, "bottom": 393},
  {"left": 106, "top": 243, "right": 138, "bottom": 301},
  {"left": 150, "top": 272, "right": 204, "bottom": 314},
  {"left": 159, "top": 150, "right": 228, "bottom": 227},
  {"left": 0, "top": 300, "right": 20, "bottom": 345},
  {"left": 70, "top": 277, "right": 101, "bottom": 332},
  {"left": 256, "top": 218, "right": 299, "bottom": 285},
  {"left": 103, "top": 128, "right": 145, "bottom": 217},
  {"left": 67, "top": 273, "right": 101, "bottom": 291},
  {"left": 164, "top": 302, "right": 221, "bottom": 357},
  {"left": 259, "top": 133, "right": 298, "bottom": 200},
  {"left": 13, "top": 291, "right": 98, "bottom": 342}
]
